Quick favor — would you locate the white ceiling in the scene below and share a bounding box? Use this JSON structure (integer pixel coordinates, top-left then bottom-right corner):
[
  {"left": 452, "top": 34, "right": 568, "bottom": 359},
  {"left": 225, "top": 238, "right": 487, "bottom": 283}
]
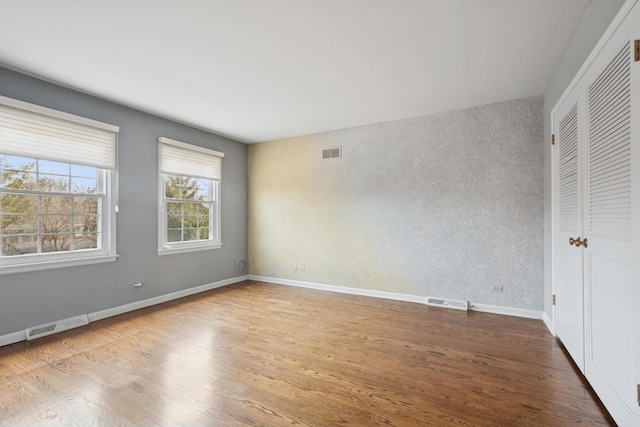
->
[{"left": 0, "top": 0, "right": 589, "bottom": 143}]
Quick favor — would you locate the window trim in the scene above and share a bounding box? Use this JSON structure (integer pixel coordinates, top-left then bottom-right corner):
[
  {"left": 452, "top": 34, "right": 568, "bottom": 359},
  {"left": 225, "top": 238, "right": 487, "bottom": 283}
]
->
[
  {"left": 157, "top": 138, "right": 223, "bottom": 255},
  {"left": 0, "top": 96, "right": 118, "bottom": 275}
]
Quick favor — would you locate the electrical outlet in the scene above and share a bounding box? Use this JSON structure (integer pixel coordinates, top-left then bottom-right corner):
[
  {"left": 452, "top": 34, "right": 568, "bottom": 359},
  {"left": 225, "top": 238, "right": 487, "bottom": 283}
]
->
[
  {"left": 490, "top": 285, "right": 503, "bottom": 292},
  {"left": 133, "top": 282, "right": 143, "bottom": 288},
  {"left": 293, "top": 266, "right": 298, "bottom": 271}
]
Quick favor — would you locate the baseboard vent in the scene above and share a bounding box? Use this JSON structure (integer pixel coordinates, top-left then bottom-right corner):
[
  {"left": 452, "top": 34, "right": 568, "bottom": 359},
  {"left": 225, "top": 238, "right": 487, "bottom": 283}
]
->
[
  {"left": 25, "top": 314, "right": 89, "bottom": 341},
  {"left": 426, "top": 296, "right": 469, "bottom": 311}
]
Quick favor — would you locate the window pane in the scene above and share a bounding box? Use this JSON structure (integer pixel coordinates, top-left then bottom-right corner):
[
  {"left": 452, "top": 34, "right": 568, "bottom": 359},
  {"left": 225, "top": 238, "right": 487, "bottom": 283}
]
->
[
  {"left": 74, "top": 197, "right": 99, "bottom": 215},
  {"left": 73, "top": 215, "right": 98, "bottom": 233},
  {"left": 167, "top": 202, "right": 182, "bottom": 215},
  {"left": 41, "top": 196, "right": 72, "bottom": 214},
  {"left": 2, "top": 235, "right": 38, "bottom": 256},
  {"left": 71, "top": 177, "right": 97, "bottom": 193},
  {"left": 197, "top": 214, "right": 209, "bottom": 228},
  {"left": 1, "top": 171, "right": 37, "bottom": 190},
  {"left": 1, "top": 156, "right": 36, "bottom": 172},
  {"left": 0, "top": 194, "right": 38, "bottom": 214},
  {"left": 165, "top": 175, "right": 182, "bottom": 199},
  {"left": 41, "top": 215, "right": 71, "bottom": 234},
  {"left": 74, "top": 233, "right": 98, "bottom": 250},
  {"left": 198, "top": 228, "right": 210, "bottom": 240},
  {"left": 41, "top": 234, "right": 71, "bottom": 253},
  {"left": 167, "top": 229, "right": 182, "bottom": 242},
  {"left": 181, "top": 177, "right": 198, "bottom": 201},
  {"left": 71, "top": 164, "right": 97, "bottom": 178},
  {"left": 183, "top": 228, "right": 198, "bottom": 241},
  {"left": 184, "top": 215, "right": 198, "bottom": 229},
  {"left": 39, "top": 174, "right": 70, "bottom": 192},
  {"left": 196, "top": 203, "right": 210, "bottom": 215},
  {"left": 167, "top": 215, "right": 182, "bottom": 229},
  {"left": 39, "top": 160, "right": 69, "bottom": 175},
  {"left": 1, "top": 214, "right": 38, "bottom": 235},
  {"left": 196, "top": 179, "right": 211, "bottom": 201}
]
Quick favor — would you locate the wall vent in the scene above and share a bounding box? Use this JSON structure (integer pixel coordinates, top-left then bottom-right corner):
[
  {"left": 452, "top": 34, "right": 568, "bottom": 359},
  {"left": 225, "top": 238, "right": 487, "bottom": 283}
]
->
[
  {"left": 322, "top": 146, "right": 341, "bottom": 159},
  {"left": 426, "top": 296, "right": 468, "bottom": 311},
  {"left": 25, "top": 314, "right": 89, "bottom": 341}
]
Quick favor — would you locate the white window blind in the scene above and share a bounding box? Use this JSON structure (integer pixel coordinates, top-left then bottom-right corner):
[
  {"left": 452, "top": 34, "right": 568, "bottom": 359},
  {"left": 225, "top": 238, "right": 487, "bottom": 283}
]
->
[
  {"left": 159, "top": 137, "right": 224, "bottom": 181},
  {"left": 0, "top": 95, "right": 118, "bottom": 170}
]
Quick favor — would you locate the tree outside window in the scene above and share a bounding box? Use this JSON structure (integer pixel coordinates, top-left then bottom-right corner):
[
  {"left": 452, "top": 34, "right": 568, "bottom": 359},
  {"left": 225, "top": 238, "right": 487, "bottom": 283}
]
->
[{"left": 0, "top": 155, "right": 100, "bottom": 257}]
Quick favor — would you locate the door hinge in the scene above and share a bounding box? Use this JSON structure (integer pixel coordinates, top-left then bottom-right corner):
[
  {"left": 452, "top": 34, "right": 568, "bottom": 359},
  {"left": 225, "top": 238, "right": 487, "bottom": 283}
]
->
[
  {"left": 637, "top": 384, "right": 640, "bottom": 406},
  {"left": 553, "top": 294, "right": 556, "bottom": 305},
  {"left": 635, "top": 40, "right": 640, "bottom": 62},
  {"left": 551, "top": 134, "right": 555, "bottom": 146}
]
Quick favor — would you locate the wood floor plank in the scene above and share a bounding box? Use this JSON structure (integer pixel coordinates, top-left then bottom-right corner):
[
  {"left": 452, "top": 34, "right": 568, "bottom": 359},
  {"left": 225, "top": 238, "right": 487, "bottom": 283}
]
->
[{"left": 0, "top": 280, "right": 614, "bottom": 426}]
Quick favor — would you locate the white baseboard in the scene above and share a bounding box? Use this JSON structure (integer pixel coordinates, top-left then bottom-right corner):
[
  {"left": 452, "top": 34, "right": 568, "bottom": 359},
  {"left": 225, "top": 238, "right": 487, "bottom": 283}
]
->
[
  {"left": 1, "top": 274, "right": 546, "bottom": 348},
  {"left": 0, "top": 330, "right": 26, "bottom": 348},
  {"left": 248, "top": 275, "right": 544, "bottom": 320},
  {"left": 88, "top": 275, "right": 248, "bottom": 322},
  {"left": 247, "top": 275, "right": 426, "bottom": 304},
  {"left": 469, "top": 303, "right": 543, "bottom": 320},
  {"left": 0, "top": 275, "right": 248, "bottom": 348}
]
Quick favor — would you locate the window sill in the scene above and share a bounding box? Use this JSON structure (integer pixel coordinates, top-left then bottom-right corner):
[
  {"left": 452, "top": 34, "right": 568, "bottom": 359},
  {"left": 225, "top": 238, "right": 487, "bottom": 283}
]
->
[
  {"left": 157, "top": 243, "right": 222, "bottom": 256},
  {"left": 0, "top": 254, "right": 118, "bottom": 275}
]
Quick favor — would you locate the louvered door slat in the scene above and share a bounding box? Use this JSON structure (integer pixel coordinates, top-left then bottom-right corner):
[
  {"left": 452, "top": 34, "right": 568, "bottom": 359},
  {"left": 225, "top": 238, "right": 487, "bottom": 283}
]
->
[
  {"left": 588, "top": 46, "right": 628, "bottom": 96},
  {"left": 558, "top": 104, "right": 579, "bottom": 232},
  {"left": 591, "top": 148, "right": 630, "bottom": 171},
  {"left": 589, "top": 75, "right": 629, "bottom": 117},
  {"left": 590, "top": 194, "right": 630, "bottom": 205},
  {"left": 589, "top": 169, "right": 630, "bottom": 187},
  {"left": 588, "top": 41, "right": 631, "bottom": 241},
  {"left": 589, "top": 129, "right": 629, "bottom": 159},
  {"left": 590, "top": 109, "right": 630, "bottom": 142}
]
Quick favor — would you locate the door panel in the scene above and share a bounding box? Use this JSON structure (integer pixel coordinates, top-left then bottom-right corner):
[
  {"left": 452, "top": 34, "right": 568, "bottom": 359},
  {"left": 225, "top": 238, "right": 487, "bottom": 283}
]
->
[
  {"left": 555, "top": 100, "right": 585, "bottom": 371},
  {"left": 583, "top": 7, "right": 638, "bottom": 423},
  {"left": 589, "top": 252, "right": 634, "bottom": 410}
]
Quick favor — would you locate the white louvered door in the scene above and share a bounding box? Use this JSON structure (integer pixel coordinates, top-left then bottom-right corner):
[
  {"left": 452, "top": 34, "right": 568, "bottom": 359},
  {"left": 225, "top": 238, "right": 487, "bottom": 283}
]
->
[
  {"left": 582, "top": 8, "right": 639, "bottom": 424},
  {"left": 554, "top": 99, "right": 585, "bottom": 372},
  {"left": 553, "top": 3, "right": 639, "bottom": 425}
]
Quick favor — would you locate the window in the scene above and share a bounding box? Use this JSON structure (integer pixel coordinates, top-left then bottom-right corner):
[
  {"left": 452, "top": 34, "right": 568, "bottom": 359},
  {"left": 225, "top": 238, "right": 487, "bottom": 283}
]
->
[
  {"left": 0, "top": 95, "right": 118, "bottom": 274},
  {"left": 158, "top": 137, "right": 223, "bottom": 255}
]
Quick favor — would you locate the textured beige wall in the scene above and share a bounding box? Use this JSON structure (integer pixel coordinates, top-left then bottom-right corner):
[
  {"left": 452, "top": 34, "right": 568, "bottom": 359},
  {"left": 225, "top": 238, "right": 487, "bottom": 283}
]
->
[{"left": 249, "top": 97, "right": 543, "bottom": 310}]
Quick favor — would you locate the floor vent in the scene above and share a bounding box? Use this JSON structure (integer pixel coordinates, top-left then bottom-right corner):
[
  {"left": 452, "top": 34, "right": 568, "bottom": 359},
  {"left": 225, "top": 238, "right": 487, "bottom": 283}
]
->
[
  {"left": 426, "top": 297, "right": 468, "bottom": 311},
  {"left": 25, "top": 314, "right": 89, "bottom": 341}
]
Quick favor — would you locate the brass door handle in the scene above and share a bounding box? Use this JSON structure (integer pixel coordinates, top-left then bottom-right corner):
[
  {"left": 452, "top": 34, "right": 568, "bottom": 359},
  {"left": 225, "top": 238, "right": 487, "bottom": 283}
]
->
[
  {"left": 569, "top": 237, "right": 576, "bottom": 245},
  {"left": 573, "top": 237, "right": 588, "bottom": 248}
]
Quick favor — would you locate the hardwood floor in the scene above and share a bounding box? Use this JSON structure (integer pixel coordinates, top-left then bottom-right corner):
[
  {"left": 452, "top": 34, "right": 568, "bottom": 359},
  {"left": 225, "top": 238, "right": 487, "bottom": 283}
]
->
[{"left": 0, "top": 280, "right": 614, "bottom": 426}]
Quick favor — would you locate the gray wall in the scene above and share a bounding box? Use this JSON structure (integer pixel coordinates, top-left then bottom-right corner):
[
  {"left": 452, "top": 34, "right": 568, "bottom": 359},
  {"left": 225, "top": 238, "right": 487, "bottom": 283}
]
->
[
  {"left": 0, "top": 67, "right": 248, "bottom": 336},
  {"left": 249, "top": 96, "right": 544, "bottom": 310},
  {"left": 542, "top": 0, "right": 625, "bottom": 320}
]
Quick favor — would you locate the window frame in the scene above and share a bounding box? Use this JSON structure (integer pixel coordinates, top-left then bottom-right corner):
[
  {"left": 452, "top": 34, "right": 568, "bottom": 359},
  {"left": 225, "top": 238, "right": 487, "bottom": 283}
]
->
[
  {"left": 157, "top": 138, "right": 223, "bottom": 255},
  {"left": 0, "top": 96, "right": 118, "bottom": 275}
]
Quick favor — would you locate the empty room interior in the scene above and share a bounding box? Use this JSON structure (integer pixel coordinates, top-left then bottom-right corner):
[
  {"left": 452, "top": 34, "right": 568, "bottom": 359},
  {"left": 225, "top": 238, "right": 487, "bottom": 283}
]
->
[{"left": 0, "top": 0, "right": 639, "bottom": 426}]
